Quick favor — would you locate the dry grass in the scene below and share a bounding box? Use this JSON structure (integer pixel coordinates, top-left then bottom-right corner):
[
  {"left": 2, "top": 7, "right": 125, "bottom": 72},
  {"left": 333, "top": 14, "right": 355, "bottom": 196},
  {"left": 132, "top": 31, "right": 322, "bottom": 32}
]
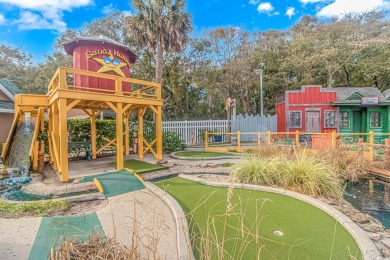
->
[
  {"left": 49, "top": 234, "right": 141, "bottom": 260},
  {"left": 49, "top": 196, "right": 170, "bottom": 260},
  {"left": 315, "top": 147, "right": 369, "bottom": 182}
]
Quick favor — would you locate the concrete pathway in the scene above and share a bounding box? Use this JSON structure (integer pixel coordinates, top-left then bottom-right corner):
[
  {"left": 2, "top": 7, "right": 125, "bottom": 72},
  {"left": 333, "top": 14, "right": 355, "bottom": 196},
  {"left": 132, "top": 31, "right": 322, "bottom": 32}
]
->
[{"left": 0, "top": 172, "right": 178, "bottom": 259}]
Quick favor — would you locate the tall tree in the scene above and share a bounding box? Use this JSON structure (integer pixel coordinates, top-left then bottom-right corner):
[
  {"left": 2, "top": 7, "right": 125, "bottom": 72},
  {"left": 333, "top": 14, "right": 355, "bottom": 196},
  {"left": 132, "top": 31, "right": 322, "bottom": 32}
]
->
[{"left": 126, "top": 0, "right": 192, "bottom": 86}]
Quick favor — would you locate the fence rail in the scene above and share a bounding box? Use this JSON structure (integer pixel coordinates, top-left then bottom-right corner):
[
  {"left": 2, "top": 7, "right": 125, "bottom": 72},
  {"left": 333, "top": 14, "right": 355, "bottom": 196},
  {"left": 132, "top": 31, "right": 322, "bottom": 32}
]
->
[
  {"left": 204, "top": 130, "right": 390, "bottom": 161},
  {"left": 162, "top": 115, "right": 277, "bottom": 144}
]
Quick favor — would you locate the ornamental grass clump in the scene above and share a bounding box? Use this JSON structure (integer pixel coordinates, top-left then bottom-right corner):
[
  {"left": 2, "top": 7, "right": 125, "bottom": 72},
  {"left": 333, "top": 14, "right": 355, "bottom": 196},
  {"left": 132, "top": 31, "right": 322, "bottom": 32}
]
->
[{"left": 231, "top": 152, "right": 343, "bottom": 198}]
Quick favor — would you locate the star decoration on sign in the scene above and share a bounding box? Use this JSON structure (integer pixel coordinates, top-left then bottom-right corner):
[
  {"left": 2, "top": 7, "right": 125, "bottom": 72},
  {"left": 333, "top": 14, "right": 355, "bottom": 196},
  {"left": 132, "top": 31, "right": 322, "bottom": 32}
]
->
[{"left": 93, "top": 53, "right": 127, "bottom": 77}]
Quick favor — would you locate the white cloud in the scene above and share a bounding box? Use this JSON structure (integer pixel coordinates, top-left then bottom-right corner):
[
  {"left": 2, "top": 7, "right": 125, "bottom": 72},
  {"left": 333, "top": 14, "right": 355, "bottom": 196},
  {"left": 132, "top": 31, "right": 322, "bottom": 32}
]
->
[
  {"left": 15, "top": 10, "right": 66, "bottom": 31},
  {"left": 102, "top": 3, "right": 115, "bottom": 15},
  {"left": 286, "top": 7, "right": 296, "bottom": 18},
  {"left": 317, "top": 0, "right": 390, "bottom": 17},
  {"left": 257, "top": 2, "right": 274, "bottom": 13},
  {"left": 123, "top": 10, "right": 132, "bottom": 17},
  {"left": 0, "top": 14, "right": 5, "bottom": 24},
  {"left": 249, "top": 0, "right": 260, "bottom": 5},
  {"left": 299, "top": 0, "right": 323, "bottom": 4},
  {"left": 0, "top": 0, "right": 93, "bottom": 31}
]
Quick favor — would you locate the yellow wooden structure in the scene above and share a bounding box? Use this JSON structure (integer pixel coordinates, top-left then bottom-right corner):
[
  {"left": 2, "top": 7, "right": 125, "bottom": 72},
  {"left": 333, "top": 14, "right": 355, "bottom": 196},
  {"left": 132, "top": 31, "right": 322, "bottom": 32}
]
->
[{"left": 2, "top": 67, "right": 163, "bottom": 182}]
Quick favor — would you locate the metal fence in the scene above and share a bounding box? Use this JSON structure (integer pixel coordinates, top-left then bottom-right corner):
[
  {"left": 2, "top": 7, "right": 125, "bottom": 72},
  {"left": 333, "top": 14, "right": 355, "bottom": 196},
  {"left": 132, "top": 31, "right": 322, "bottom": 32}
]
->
[{"left": 162, "top": 115, "right": 277, "bottom": 144}]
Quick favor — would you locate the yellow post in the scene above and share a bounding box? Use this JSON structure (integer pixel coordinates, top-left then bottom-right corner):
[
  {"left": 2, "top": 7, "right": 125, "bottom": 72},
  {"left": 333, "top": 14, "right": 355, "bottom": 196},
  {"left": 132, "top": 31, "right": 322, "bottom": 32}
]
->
[
  {"left": 39, "top": 108, "right": 45, "bottom": 154},
  {"left": 237, "top": 131, "right": 241, "bottom": 152},
  {"left": 124, "top": 113, "right": 130, "bottom": 156},
  {"left": 32, "top": 141, "right": 39, "bottom": 171},
  {"left": 116, "top": 78, "right": 123, "bottom": 96},
  {"left": 156, "top": 105, "right": 163, "bottom": 160},
  {"left": 369, "top": 131, "right": 374, "bottom": 161},
  {"left": 267, "top": 131, "right": 271, "bottom": 145},
  {"left": 58, "top": 98, "right": 68, "bottom": 182},
  {"left": 295, "top": 131, "right": 300, "bottom": 146},
  {"left": 205, "top": 131, "right": 208, "bottom": 151},
  {"left": 59, "top": 67, "right": 67, "bottom": 90},
  {"left": 91, "top": 109, "right": 97, "bottom": 160},
  {"left": 331, "top": 131, "right": 337, "bottom": 147},
  {"left": 138, "top": 108, "right": 144, "bottom": 159},
  {"left": 116, "top": 103, "right": 124, "bottom": 170}
]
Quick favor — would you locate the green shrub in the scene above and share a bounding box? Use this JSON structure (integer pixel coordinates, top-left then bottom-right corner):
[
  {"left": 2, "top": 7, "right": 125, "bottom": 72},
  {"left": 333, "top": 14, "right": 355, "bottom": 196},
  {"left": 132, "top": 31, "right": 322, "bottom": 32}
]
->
[
  {"left": 162, "top": 132, "right": 186, "bottom": 153},
  {"left": 38, "top": 119, "right": 185, "bottom": 154},
  {"left": 231, "top": 152, "right": 343, "bottom": 198}
]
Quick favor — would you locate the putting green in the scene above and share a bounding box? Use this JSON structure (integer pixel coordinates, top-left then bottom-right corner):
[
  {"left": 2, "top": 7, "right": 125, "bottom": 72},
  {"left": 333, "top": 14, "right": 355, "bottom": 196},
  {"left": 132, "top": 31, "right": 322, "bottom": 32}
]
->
[
  {"left": 156, "top": 178, "right": 362, "bottom": 260},
  {"left": 174, "top": 151, "right": 236, "bottom": 158},
  {"left": 111, "top": 159, "right": 168, "bottom": 174}
]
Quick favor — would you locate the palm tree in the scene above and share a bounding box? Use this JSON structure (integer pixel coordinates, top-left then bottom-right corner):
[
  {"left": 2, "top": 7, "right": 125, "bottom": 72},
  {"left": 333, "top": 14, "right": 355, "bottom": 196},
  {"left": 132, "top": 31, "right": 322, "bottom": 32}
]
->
[{"left": 126, "top": 0, "right": 192, "bottom": 84}]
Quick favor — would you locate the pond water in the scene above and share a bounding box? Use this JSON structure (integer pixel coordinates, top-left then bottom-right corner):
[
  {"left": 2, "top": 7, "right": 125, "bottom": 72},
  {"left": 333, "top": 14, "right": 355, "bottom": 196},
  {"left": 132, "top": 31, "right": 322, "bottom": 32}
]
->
[{"left": 344, "top": 179, "right": 390, "bottom": 229}]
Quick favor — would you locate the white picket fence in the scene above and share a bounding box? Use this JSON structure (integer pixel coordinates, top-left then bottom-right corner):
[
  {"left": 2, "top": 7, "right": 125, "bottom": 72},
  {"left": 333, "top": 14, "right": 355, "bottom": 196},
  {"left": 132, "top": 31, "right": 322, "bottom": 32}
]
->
[
  {"left": 162, "top": 120, "right": 228, "bottom": 144},
  {"left": 162, "top": 115, "right": 277, "bottom": 144}
]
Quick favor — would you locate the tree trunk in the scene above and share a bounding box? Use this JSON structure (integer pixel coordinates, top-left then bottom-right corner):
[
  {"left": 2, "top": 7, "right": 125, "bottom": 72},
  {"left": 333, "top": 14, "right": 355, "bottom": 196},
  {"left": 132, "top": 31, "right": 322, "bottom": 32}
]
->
[{"left": 155, "top": 44, "right": 163, "bottom": 83}]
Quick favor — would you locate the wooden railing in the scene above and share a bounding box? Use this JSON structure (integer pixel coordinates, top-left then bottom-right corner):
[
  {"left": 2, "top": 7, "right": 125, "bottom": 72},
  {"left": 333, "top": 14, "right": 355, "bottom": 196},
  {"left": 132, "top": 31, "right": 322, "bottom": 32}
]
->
[
  {"left": 47, "top": 67, "right": 161, "bottom": 100},
  {"left": 205, "top": 131, "right": 387, "bottom": 161},
  {"left": 0, "top": 107, "right": 21, "bottom": 163},
  {"left": 29, "top": 107, "right": 44, "bottom": 170}
]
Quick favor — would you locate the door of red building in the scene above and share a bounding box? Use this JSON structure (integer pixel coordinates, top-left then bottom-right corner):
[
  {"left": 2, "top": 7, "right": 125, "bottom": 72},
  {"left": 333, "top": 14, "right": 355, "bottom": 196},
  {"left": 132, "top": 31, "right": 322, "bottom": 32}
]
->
[{"left": 306, "top": 111, "right": 320, "bottom": 133}]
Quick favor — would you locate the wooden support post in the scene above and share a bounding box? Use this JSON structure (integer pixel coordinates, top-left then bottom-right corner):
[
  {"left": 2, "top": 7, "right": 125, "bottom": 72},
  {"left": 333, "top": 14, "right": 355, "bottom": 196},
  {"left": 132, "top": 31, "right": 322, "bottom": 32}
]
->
[
  {"left": 205, "top": 131, "right": 208, "bottom": 151},
  {"left": 116, "top": 103, "right": 124, "bottom": 170},
  {"left": 52, "top": 103, "right": 59, "bottom": 171},
  {"left": 267, "top": 131, "right": 271, "bottom": 145},
  {"left": 137, "top": 108, "right": 144, "bottom": 159},
  {"left": 358, "top": 138, "right": 364, "bottom": 157},
  {"left": 369, "top": 131, "right": 374, "bottom": 161},
  {"left": 91, "top": 109, "right": 97, "bottom": 160},
  {"left": 58, "top": 98, "right": 68, "bottom": 182},
  {"left": 156, "top": 105, "right": 163, "bottom": 160},
  {"left": 124, "top": 113, "right": 130, "bottom": 156},
  {"left": 237, "top": 131, "right": 241, "bottom": 152},
  {"left": 385, "top": 139, "right": 390, "bottom": 161},
  {"left": 257, "top": 133, "right": 261, "bottom": 148},
  {"left": 331, "top": 131, "right": 337, "bottom": 147},
  {"left": 295, "top": 131, "right": 300, "bottom": 147}
]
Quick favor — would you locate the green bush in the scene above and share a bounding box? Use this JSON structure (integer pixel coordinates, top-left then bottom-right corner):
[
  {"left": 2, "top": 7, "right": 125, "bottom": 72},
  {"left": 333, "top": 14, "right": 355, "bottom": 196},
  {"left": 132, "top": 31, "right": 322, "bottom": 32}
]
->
[
  {"left": 230, "top": 152, "right": 343, "bottom": 198},
  {"left": 37, "top": 119, "right": 185, "bottom": 154}
]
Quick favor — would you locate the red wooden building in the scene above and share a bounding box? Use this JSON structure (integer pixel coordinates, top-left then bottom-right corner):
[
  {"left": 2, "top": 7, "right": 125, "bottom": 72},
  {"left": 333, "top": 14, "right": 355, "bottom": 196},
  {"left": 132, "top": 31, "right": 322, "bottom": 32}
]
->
[{"left": 276, "top": 85, "right": 338, "bottom": 133}]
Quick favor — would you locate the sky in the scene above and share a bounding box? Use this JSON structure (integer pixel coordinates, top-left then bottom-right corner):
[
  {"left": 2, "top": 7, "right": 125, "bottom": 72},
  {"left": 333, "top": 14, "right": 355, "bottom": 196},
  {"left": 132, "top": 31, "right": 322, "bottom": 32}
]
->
[{"left": 0, "top": 0, "right": 389, "bottom": 62}]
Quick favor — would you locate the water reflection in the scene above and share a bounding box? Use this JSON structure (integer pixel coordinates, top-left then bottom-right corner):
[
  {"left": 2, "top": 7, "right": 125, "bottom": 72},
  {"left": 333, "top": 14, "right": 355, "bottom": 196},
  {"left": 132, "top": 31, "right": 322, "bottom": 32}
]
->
[{"left": 344, "top": 179, "right": 390, "bottom": 229}]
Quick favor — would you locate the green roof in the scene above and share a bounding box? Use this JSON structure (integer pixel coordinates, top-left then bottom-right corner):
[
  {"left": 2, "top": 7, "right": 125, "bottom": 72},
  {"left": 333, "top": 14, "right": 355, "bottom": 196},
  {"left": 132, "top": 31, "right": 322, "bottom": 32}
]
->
[
  {"left": 0, "top": 78, "right": 23, "bottom": 95},
  {"left": 0, "top": 100, "right": 14, "bottom": 110}
]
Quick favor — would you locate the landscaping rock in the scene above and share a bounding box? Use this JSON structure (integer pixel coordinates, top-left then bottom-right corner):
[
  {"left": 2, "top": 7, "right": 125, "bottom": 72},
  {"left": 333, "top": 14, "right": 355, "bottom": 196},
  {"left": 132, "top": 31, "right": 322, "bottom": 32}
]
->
[{"left": 381, "top": 238, "right": 390, "bottom": 249}]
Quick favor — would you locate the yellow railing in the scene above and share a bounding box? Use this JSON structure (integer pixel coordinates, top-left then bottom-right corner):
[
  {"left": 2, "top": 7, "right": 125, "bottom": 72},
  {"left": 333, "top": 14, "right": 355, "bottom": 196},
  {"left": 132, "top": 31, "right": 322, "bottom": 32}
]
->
[
  {"left": 29, "top": 107, "right": 44, "bottom": 171},
  {"left": 47, "top": 67, "right": 161, "bottom": 100},
  {"left": 0, "top": 107, "right": 21, "bottom": 163},
  {"left": 204, "top": 131, "right": 389, "bottom": 161}
]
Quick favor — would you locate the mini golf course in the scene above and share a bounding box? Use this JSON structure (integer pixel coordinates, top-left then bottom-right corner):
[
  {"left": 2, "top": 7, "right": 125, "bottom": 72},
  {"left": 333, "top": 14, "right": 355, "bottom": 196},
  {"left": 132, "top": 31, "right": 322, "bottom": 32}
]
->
[
  {"left": 156, "top": 177, "right": 363, "bottom": 260},
  {"left": 111, "top": 159, "right": 168, "bottom": 174},
  {"left": 173, "top": 151, "right": 237, "bottom": 158}
]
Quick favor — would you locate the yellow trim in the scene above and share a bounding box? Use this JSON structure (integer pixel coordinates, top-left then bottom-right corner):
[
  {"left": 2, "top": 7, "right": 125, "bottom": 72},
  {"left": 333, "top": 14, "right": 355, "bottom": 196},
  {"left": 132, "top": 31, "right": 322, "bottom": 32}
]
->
[
  {"left": 134, "top": 173, "right": 144, "bottom": 183},
  {"left": 124, "top": 168, "right": 144, "bottom": 183},
  {"left": 93, "top": 178, "right": 104, "bottom": 194}
]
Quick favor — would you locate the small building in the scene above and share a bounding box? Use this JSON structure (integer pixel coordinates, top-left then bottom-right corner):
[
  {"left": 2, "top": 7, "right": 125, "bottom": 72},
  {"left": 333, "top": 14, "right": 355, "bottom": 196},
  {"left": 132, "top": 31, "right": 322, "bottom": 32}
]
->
[
  {"left": 276, "top": 85, "right": 390, "bottom": 141},
  {"left": 0, "top": 79, "right": 22, "bottom": 143}
]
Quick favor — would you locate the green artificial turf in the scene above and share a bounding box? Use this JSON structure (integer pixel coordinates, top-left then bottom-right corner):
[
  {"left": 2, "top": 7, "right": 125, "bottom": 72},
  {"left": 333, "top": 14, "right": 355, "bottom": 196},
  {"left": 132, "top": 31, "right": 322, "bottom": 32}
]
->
[
  {"left": 155, "top": 178, "right": 363, "bottom": 260},
  {"left": 174, "top": 151, "right": 236, "bottom": 158},
  {"left": 111, "top": 159, "right": 168, "bottom": 174},
  {"left": 81, "top": 170, "right": 144, "bottom": 197},
  {"left": 29, "top": 213, "right": 104, "bottom": 260}
]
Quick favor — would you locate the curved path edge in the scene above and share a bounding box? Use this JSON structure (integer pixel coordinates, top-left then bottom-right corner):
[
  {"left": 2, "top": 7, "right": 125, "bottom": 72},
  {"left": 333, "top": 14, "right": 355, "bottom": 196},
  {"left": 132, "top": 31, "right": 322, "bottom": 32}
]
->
[
  {"left": 170, "top": 151, "right": 240, "bottom": 160},
  {"left": 144, "top": 181, "right": 195, "bottom": 260},
  {"left": 178, "top": 174, "right": 382, "bottom": 260}
]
